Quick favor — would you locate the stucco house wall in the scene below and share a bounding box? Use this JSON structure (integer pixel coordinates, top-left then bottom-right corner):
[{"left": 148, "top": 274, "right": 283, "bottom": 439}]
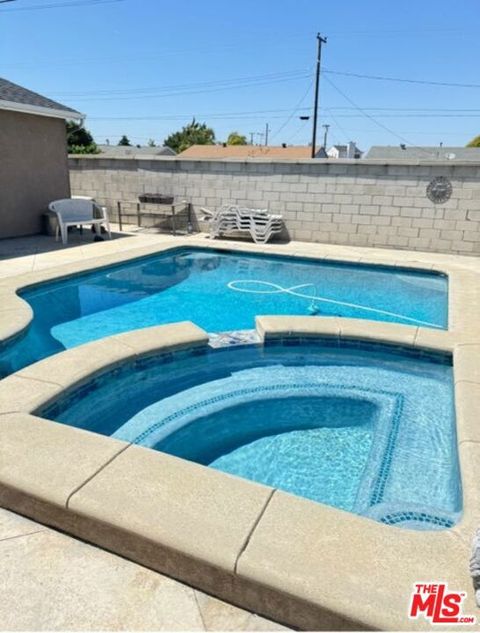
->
[{"left": 0, "top": 109, "right": 71, "bottom": 238}]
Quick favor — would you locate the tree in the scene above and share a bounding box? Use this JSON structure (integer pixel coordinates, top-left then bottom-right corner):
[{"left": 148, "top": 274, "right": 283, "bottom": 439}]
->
[
  {"left": 227, "top": 131, "right": 247, "bottom": 145},
  {"left": 147, "top": 138, "right": 156, "bottom": 147},
  {"left": 467, "top": 135, "right": 480, "bottom": 148},
  {"left": 163, "top": 118, "right": 215, "bottom": 153},
  {"left": 66, "top": 121, "right": 99, "bottom": 154},
  {"left": 118, "top": 135, "right": 131, "bottom": 146}
]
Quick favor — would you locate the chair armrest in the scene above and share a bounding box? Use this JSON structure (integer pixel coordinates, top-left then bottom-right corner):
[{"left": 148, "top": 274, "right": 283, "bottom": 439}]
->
[{"left": 93, "top": 202, "right": 109, "bottom": 220}]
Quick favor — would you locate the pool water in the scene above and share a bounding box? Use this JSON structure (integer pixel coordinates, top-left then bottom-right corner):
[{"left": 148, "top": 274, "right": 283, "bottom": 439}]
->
[
  {"left": 40, "top": 340, "right": 461, "bottom": 530},
  {"left": 0, "top": 248, "right": 447, "bottom": 376},
  {"left": 157, "top": 395, "right": 377, "bottom": 512}
]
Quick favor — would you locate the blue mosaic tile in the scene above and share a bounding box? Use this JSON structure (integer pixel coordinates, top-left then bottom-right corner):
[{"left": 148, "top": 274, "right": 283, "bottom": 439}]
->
[
  {"left": 370, "top": 397, "right": 404, "bottom": 506},
  {"left": 131, "top": 379, "right": 399, "bottom": 448},
  {"left": 380, "top": 511, "right": 454, "bottom": 529}
]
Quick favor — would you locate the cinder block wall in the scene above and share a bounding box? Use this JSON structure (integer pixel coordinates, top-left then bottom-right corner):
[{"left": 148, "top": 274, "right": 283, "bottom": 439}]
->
[{"left": 69, "top": 156, "right": 480, "bottom": 255}]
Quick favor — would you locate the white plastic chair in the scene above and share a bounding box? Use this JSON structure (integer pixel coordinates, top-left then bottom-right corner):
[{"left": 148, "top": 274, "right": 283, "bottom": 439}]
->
[{"left": 49, "top": 198, "right": 111, "bottom": 245}]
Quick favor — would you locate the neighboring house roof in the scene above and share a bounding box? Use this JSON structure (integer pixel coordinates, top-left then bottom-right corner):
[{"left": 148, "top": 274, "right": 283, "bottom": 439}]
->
[
  {"left": 327, "top": 142, "right": 363, "bottom": 158},
  {"left": 0, "top": 77, "right": 83, "bottom": 121},
  {"left": 178, "top": 144, "right": 326, "bottom": 159},
  {"left": 97, "top": 145, "right": 176, "bottom": 157},
  {"left": 366, "top": 145, "right": 480, "bottom": 161}
]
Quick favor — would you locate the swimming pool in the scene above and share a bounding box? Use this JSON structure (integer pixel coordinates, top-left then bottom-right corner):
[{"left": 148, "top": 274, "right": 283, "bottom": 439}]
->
[
  {"left": 0, "top": 247, "right": 448, "bottom": 376},
  {"left": 40, "top": 339, "right": 461, "bottom": 530}
]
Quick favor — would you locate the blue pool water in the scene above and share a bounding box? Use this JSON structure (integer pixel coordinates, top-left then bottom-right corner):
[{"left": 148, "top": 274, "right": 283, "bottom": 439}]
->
[
  {"left": 0, "top": 247, "right": 447, "bottom": 376},
  {"left": 40, "top": 340, "right": 461, "bottom": 530}
]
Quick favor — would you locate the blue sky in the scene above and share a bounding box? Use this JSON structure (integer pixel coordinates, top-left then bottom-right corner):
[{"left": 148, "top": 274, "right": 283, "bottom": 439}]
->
[{"left": 2, "top": 0, "right": 480, "bottom": 150}]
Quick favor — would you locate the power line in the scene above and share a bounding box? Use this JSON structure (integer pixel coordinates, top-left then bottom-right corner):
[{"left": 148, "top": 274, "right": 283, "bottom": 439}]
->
[
  {"left": 326, "top": 27, "right": 468, "bottom": 35},
  {"left": 284, "top": 118, "right": 309, "bottom": 144},
  {"left": 48, "top": 63, "right": 480, "bottom": 106},
  {"left": 269, "top": 78, "right": 314, "bottom": 142},
  {"left": 1, "top": 33, "right": 475, "bottom": 70},
  {"left": 323, "top": 68, "right": 480, "bottom": 90},
  {"left": 323, "top": 109, "right": 351, "bottom": 145},
  {"left": 61, "top": 72, "right": 313, "bottom": 102},
  {"left": 0, "top": 0, "right": 123, "bottom": 11},
  {"left": 49, "top": 69, "right": 311, "bottom": 97},
  {"left": 90, "top": 113, "right": 311, "bottom": 122},
  {"left": 88, "top": 111, "right": 480, "bottom": 122},
  {"left": 323, "top": 75, "right": 434, "bottom": 156},
  {"left": 76, "top": 104, "right": 480, "bottom": 117},
  {"left": 89, "top": 107, "right": 313, "bottom": 121},
  {"left": 328, "top": 107, "right": 480, "bottom": 112},
  {"left": 312, "top": 113, "right": 480, "bottom": 118}
]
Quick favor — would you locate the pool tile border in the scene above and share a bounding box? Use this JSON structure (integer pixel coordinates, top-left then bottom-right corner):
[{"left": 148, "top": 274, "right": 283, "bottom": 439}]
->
[{"left": 0, "top": 239, "right": 479, "bottom": 629}]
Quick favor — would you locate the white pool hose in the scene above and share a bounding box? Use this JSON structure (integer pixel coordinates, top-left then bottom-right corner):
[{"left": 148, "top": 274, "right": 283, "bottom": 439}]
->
[{"left": 227, "top": 280, "right": 442, "bottom": 329}]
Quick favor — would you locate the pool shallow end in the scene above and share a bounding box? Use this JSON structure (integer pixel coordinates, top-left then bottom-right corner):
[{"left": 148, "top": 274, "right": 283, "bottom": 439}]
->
[{"left": 0, "top": 318, "right": 478, "bottom": 630}]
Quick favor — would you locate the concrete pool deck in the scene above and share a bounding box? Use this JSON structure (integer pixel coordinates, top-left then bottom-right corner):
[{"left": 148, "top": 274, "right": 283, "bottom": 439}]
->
[{"left": 1, "top": 228, "right": 480, "bottom": 630}]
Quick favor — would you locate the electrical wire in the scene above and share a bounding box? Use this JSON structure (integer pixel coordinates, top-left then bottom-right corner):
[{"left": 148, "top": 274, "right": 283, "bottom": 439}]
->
[
  {"left": 322, "top": 75, "right": 441, "bottom": 156},
  {"left": 329, "top": 107, "right": 480, "bottom": 112},
  {"left": 60, "top": 73, "right": 313, "bottom": 102},
  {"left": 323, "top": 68, "right": 480, "bottom": 90},
  {"left": 284, "top": 118, "right": 310, "bottom": 144},
  {"left": 49, "top": 69, "right": 312, "bottom": 97},
  {"left": 89, "top": 110, "right": 312, "bottom": 121},
  {"left": 311, "top": 113, "right": 480, "bottom": 118},
  {"left": 0, "top": 0, "right": 123, "bottom": 11},
  {"left": 86, "top": 109, "right": 480, "bottom": 122},
  {"left": 323, "top": 108, "right": 351, "bottom": 145},
  {"left": 268, "top": 78, "right": 314, "bottom": 143}
]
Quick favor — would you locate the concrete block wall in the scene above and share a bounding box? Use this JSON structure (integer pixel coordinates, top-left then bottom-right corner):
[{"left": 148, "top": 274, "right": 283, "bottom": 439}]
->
[{"left": 69, "top": 156, "right": 480, "bottom": 255}]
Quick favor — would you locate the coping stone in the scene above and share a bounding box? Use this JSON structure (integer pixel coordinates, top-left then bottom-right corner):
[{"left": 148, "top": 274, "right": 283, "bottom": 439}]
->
[
  {"left": 0, "top": 413, "right": 128, "bottom": 507},
  {"left": 236, "top": 490, "right": 473, "bottom": 631},
  {"left": 68, "top": 443, "right": 274, "bottom": 574}
]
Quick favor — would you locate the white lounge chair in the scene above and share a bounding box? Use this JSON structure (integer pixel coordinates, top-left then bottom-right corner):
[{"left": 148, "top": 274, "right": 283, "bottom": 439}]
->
[
  {"left": 49, "top": 198, "right": 111, "bottom": 245},
  {"left": 202, "top": 204, "right": 283, "bottom": 244}
]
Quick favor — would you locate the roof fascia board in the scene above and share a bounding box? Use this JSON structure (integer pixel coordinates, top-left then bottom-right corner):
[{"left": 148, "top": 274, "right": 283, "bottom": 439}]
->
[{"left": 0, "top": 99, "right": 85, "bottom": 121}]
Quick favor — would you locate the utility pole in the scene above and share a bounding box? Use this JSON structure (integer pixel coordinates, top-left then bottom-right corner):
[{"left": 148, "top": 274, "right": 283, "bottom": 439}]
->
[
  {"left": 322, "top": 124, "right": 330, "bottom": 150},
  {"left": 311, "top": 33, "right": 327, "bottom": 158},
  {"left": 249, "top": 132, "right": 255, "bottom": 145},
  {"left": 265, "top": 123, "right": 269, "bottom": 146}
]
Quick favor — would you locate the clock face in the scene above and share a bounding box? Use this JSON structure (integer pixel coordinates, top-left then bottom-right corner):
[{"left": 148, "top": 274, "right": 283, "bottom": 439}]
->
[{"left": 426, "top": 176, "right": 453, "bottom": 204}]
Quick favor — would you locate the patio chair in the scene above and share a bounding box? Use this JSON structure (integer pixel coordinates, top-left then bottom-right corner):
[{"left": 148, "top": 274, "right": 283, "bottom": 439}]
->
[{"left": 49, "top": 198, "right": 111, "bottom": 245}]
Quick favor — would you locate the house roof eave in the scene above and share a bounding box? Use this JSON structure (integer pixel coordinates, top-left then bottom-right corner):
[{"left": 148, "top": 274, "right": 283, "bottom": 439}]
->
[{"left": 0, "top": 99, "right": 85, "bottom": 122}]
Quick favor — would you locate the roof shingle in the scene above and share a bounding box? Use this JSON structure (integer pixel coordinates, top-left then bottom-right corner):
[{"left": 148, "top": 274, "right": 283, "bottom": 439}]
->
[
  {"left": 96, "top": 144, "right": 176, "bottom": 157},
  {"left": 0, "top": 77, "right": 81, "bottom": 117},
  {"left": 366, "top": 145, "right": 480, "bottom": 161}
]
